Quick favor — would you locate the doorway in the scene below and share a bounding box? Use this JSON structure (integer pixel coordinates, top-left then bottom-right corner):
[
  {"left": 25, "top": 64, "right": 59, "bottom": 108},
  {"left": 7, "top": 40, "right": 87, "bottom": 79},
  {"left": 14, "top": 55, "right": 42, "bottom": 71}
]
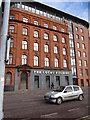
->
[
  {"left": 46, "top": 76, "right": 50, "bottom": 89},
  {"left": 56, "top": 76, "right": 60, "bottom": 87},
  {"left": 34, "top": 76, "right": 39, "bottom": 89},
  {"left": 21, "top": 71, "right": 28, "bottom": 90}
]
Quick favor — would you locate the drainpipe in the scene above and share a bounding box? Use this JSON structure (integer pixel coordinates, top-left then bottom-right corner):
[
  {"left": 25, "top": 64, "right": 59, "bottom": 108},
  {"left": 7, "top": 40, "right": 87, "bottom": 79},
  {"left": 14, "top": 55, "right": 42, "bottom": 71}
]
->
[{"left": 0, "top": 0, "right": 10, "bottom": 119}]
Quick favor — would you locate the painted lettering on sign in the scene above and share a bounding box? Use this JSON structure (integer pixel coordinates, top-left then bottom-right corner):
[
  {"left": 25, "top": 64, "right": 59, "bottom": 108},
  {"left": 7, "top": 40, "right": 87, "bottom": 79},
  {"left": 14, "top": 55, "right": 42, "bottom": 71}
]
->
[{"left": 33, "top": 70, "right": 69, "bottom": 75}]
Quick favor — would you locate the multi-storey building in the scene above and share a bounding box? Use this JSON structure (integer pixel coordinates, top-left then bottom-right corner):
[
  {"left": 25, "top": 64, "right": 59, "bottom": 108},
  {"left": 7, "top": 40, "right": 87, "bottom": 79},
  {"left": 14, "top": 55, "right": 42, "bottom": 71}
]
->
[{"left": 4, "top": 2, "right": 89, "bottom": 91}]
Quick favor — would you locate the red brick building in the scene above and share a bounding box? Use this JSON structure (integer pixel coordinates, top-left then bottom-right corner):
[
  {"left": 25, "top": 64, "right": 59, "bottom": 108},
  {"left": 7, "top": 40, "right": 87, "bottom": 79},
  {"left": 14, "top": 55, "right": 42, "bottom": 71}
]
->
[
  {"left": 73, "top": 24, "right": 89, "bottom": 86},
  {"left": 4, "top": 2, "right": 89, "bottom": 91}
]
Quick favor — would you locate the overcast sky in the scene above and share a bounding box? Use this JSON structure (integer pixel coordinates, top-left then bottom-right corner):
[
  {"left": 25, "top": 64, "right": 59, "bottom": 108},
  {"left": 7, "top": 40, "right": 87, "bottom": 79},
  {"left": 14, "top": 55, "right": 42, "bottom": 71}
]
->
[{"left": 35, "top": 0, "right": 89, "bottom": 21}]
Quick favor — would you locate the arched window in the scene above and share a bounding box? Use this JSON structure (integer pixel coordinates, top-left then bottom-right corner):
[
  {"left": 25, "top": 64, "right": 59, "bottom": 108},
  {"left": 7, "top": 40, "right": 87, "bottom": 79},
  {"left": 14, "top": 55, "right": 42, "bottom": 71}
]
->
[
  {"left": 8, "top": 54, "right": 13, "bottom": 64},
  {"left": 34, "top": 56, "right": 38, "bottom": 66},
  {"left": 6, "top": 72, "right": 12, "bottom": 85},
  {"left": 10, "top": 14, "right": 15, "bottom": 20},
  {"left": 45, "top": 57, "right": 49, "bottom": 67},
  {"left": 62, "top": 37, "right": 65, "bottom": 43},
  {"left": 34, "top": 30, "right": 38, "bottom": 38},
  {"left": 44, "top": 44, "right": 49, "bottom": 52},
  {"left": 82, "top": 43, "right": 85, "bottom": 49},
  {"left": 9, "top": 26, "right": 14, "bottom": 33},
  {"left": 22, "top": 40, "right": 27, "bottom": 49},
  {"left": 63, "top": 47, "right": 66, "bottom": 55},
  {"left": 63, "top": 59, "right": 67, "bottom": 68},
  {"left": 34, "top": 43, "right": 38, "bottom": 51},
  {"left": 22, "top": 54, "right": 27, "bottom": 65},
  {"left": 53, "top": 35, "right": 57, "bottom": 41},
  {"left": 54, "top": 46, "right": 58, "bottom": 54},
  {"left": 10, "top": 38, "right": 14, "bottom": 48},
  {"left": 44, "top": 33, "right": 48, "bottom": 40},
  {"left": 55, "top": 58, "right": 58, "bottom": 67}
]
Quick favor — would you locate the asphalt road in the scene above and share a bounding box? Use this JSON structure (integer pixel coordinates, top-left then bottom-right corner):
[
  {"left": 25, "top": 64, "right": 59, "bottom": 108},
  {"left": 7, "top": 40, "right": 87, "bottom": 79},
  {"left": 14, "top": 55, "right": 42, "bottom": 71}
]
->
[{"left": 3, "top": 87, "right": 90, "bottom": 119}]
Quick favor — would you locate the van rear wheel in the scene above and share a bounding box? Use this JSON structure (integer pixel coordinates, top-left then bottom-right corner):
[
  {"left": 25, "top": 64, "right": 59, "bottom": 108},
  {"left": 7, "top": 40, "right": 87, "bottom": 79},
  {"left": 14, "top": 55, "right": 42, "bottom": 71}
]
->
[{"left": 56, "top": 97, "right": 62, "bottom": 105}]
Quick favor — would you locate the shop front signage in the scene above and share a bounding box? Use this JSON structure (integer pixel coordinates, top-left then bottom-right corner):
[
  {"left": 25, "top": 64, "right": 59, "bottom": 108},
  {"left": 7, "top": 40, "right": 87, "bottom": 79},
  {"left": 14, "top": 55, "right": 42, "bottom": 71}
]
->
[{"left": 33, "top": 70, "right": 69, "bottom": 75}]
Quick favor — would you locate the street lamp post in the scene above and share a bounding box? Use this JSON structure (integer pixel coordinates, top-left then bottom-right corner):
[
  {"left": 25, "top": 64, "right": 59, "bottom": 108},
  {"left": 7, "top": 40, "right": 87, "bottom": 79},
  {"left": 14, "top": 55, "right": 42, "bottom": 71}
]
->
[{"left": 0, "top": 0, "right": 10, "bottom": 119}]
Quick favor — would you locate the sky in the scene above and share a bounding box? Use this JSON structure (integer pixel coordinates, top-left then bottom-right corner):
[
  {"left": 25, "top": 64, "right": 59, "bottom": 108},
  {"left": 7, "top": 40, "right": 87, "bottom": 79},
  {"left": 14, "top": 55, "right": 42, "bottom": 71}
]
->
[{"left": 35, "top": 0, "right": 89, "bottom": 22}]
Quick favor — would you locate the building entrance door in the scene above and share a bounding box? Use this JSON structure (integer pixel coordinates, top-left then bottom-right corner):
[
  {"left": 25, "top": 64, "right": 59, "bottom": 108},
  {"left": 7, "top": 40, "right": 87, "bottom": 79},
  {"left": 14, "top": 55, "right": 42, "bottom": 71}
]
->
[
  {"left": 34, "top": 76, "right": 39, "bottom": 89},
  {"left": 21, "top": 71, "right": 28, "bottom": 90},
  {"left": 65, "top": 76, "right": 69, "bottom": 86},
  {"left": 46, "top": 76, "right": 50, "bottom": 89},
  {"left": 73, "top": 78, "right": 78, "bottom": 85},
  {"left": 56, "top": 76, "right": 60, "bottom": 87}
]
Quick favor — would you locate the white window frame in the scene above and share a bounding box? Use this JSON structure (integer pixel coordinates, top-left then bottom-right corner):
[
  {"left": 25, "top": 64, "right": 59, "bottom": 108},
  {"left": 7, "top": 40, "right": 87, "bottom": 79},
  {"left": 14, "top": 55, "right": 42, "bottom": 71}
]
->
[
  {"left": 10, "top": 38, "right": 14, "bottom": 48},
  {"left": 63, "top": 59, "right": 67, "bottom": 68},
  {"left": 8, "top": 54, "right": 13, "bottom": 64},
  {"left": 53, "top": 35, "right": 57, "bottom": 41},
  {"left": 34, "top": 30, "right": 38, "bottom": 38},
  {"left": 10, "top": 15, "right": 15, "bottom": 20},
  {"left": 53, "top": 26, "right": 57, "bottom": 30},
  {"left": 83, "top": 52, "right": 86, "bottom": 57},
  {"left": 80, "top": 68, "right": 83, "bottom": 76},
  {"left": 76, "top": 34, "right": 79, "bottom": 39},
  {"left": 84, "top": 60, "right": 87, "bottom": 67},
  {"left": 22, "top": 54, "right": 27, "bottom": 65},
  {"left": 44, "top": 23, "right": 48, "bottom": 28},
  {"left": 34, "top": 20, "right": 38, "bottom": 25},
  {"left": 75, "top": 27, "right": 78, "bottom": 32},
  {"left": 22, "top": 41, "right": 27, "bottom": 49},
  {"left": 9, "top": 26, "right": 14, "bottom": 33},
  {"left": 34, "top": 56, "right": 38, "bottom": 66},
  {"left": 82, "top": 44, "right": 85, "bottom": 49},
  {"left": 79, "top": 60, "right": 82, "bottom": 66},
  {"left": 80, "top": 28, "right": 83, "bottom": 33},
  {"left": 78, "top": 51, "right": 81, "bottom": 57},
  {"left": 62, "top": 37, "right": 65, "bottom": 43},
  {"left": 77, "top": 42, "right": 80, "bottom": 48},
  {"left": 63, "top": 47, "right": 66, "bottom": 55},
  {"left": 44, "top": 33, "right": 48, "bottom": 40},
  {"left": 45, "top": 57, "right": 49, "bottom": 67},
  {"left": 44, "top": 44, "right": 49, "bottom": 53},
  {"left": 55, "top": 58, "right": 58, "bottom": 67},
  {"left": 81, "top": 36, "right": 84, "bottom": 41},
  {"left": 23, "top": 17, "right": 28, "bottom": 23},
  {"left": 34, "top": 43, "right": 38, "bottom": 51},
  {"left": 61, "top": 28, "right": 65, "bottom": 32},
  {"left": 23, "top": 28, "right": 28, "bottom": 35},
  {"left": 54, "top": 46, "right": 58, "bottom": 54}
]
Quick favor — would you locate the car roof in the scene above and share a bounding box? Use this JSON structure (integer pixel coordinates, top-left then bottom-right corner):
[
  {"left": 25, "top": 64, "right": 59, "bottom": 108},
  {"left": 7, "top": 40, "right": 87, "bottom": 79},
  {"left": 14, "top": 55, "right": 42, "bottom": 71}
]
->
[{"left": 65, "top": 85, "right": 80, "bottom": 87}]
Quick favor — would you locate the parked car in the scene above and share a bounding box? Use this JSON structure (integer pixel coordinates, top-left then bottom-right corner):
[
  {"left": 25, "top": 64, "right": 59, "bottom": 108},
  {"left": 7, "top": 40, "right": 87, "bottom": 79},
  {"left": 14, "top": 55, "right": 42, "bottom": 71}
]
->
[{"left": 44, "top": 85, "right": 84, "bottom": 105}]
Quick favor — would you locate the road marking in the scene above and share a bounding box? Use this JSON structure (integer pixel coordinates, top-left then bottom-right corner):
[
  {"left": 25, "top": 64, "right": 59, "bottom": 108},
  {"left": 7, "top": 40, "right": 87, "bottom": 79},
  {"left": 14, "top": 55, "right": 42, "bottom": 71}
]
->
[
  {"left": 76, "top": 116, "right": 89, "bottom": 120},
  {"left": 41, "top": 112, "right": 58, "bottom": 118},
  {"left": 68, "top": 108, "right": 80, "bottom": 112},
  {"left": 82, "top": 116, "right": 89, "bottom": 119}
]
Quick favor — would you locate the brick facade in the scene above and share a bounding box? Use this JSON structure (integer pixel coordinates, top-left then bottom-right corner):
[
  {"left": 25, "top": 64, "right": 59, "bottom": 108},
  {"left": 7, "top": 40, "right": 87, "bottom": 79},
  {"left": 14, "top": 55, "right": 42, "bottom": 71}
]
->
[{"left": 4, "top": 2, "right": 89, "bottom": 91}]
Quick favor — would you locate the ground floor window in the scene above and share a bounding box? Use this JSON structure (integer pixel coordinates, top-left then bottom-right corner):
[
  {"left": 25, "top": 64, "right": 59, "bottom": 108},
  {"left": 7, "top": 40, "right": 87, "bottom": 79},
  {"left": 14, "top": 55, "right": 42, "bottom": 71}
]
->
[
  {"left": 73, "top": 78, "right": 78, "bottom": 85},
  {"left": 6, "top": 72, "right": 12, "bottom": 85},
  {"left": 21, "top": 71, "right": 28, "bottom": 89},
  {"left": 86, "top": 79, "right": 89, "bottom": 87},
  {"left": 65, "top": 76, "right": 69, "bottom": 85},
  {"left": 34, "top": 76, "right": 39, "bottom": 89},
  {"left": 46, "top": 76, "right": 50, "bottom": 88},
  {"left": 81, "top": 79, "right": 84, "bottom": 87},
  {"left": 56, "top": 76, "right": 60, "bottom": 87}
]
